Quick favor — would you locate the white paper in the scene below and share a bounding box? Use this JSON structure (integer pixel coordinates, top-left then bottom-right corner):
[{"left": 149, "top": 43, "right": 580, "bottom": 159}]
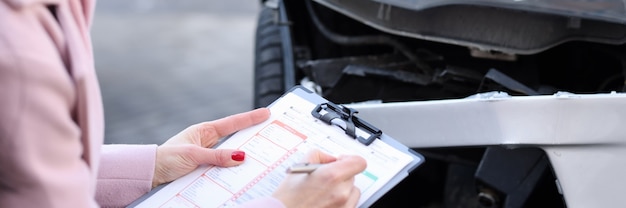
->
[{"left": 135, "top": 93, "right": 415, "bottom": 208}]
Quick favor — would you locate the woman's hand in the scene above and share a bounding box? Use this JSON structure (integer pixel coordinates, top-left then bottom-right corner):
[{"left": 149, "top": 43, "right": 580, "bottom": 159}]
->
[
  {"left": 273, "top": 149, "right": 367, "bottom": 208},
  {"left": 151, "top": 108, "right": 270, "bottom": 188}
]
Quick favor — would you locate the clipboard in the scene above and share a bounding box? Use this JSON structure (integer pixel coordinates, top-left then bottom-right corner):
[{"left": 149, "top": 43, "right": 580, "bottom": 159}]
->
[
  {"left": 129, "top": 86, "right": 424, "bottom": 208},
  {"left": 279, "top": 86, "right": 424, "bottom": 207}
]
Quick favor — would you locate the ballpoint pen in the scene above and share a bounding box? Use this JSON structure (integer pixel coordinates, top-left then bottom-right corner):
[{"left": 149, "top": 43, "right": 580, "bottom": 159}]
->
[{"left": 286, "top": 163, "right": 323, "bottom": 174}]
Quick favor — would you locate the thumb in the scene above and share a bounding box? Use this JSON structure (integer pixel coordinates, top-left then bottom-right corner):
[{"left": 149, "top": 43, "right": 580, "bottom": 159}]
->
[
  {"left": 189, "top": 148, "right": 246, "bottom": 167},
  {"left": 306, "top": 149, "right": 337, "bottom": 164}
]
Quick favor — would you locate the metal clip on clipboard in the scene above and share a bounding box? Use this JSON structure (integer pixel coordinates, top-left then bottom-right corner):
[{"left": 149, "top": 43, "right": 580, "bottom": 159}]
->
[{"left": 311, "top": 102, "right": 382, "bottom": 146}]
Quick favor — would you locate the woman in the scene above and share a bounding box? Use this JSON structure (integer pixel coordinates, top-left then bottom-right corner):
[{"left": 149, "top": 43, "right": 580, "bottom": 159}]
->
[{"left": 0, "top": 0, "right": 366, "bottom": 207}]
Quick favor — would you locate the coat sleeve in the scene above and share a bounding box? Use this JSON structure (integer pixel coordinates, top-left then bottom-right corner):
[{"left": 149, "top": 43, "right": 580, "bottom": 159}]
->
[
  {"left": 96, "top": 144, "right": 157, "bottom": 208},
  {"left": 0, "top": 1, "right": 98, "bottom": 207},
  {"left": 96, "top": 144, "right": 292, "bottom": 208}
]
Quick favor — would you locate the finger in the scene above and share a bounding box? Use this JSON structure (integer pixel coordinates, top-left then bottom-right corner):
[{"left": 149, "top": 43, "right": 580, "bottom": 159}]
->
[
  {"left": 343, "top": 186, "right": 361, "bottom": 208},
  {"left": 305, "top": 149, "right": 337, "bottom": 164},
  {"left": 189, "top": 147, "right": 246, "bottom": 167},
  {"left": 204, "top": 108, "right": 270, "bottom": 139},
  {"left": 319, "top": 155, "right": 367, "bottom": 180}
]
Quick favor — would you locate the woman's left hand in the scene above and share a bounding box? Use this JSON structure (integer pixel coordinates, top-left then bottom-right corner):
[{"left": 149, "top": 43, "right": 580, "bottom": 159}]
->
[{"left": 151, "top": 108, "right": 270, "bottom": 188}]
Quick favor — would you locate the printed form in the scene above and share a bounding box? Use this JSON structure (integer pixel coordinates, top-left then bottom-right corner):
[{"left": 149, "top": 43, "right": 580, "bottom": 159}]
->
[{"left": 135, "top": 93, "right": 415, "bottom": 208}]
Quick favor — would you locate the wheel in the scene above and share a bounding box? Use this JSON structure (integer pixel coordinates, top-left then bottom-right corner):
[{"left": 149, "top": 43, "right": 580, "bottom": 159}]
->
[{"left": 254, "top": 6, "right": 286, "bottom": 108}]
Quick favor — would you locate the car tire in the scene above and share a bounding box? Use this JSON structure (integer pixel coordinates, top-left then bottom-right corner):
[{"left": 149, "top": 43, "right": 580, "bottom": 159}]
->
[{"left": 254, "top": 6, "right": 286, "bottom": 108}]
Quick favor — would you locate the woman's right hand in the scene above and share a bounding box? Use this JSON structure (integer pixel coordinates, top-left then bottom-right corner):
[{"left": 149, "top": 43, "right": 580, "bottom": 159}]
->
[{"left": 272, "top": 150, "right": 367, "bottom": 208}]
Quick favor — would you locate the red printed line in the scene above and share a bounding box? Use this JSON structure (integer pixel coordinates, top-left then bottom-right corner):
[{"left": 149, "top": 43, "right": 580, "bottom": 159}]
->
[
  {"left": 228, "top": 149, "right": 298, "bottom": 203},
  {"left": 158, "top": 195, "right": 176, "bottom": 208},
  {"left": 272, "top": 120, "right": 307, "bottom": 140},
  {"left": 236, "top": 131, "right": 264, "bottom": 150},
  {"left": 241, "top": 122, "right": 293, "bottom": 154},
  {"left": 168, "top": 167, "right": 217, "bottom": 208},
  {"left": 159, "top": 191, "right": 196, "bottom": 208}
]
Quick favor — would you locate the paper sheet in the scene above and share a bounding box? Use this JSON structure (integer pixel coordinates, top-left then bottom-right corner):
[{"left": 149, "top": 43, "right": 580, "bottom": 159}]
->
[{"left": 135, "top": 93, "right": 415, "bottom": 208}]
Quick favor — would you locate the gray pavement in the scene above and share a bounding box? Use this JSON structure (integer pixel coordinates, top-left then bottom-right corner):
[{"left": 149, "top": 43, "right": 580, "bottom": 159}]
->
[{"left": 92, "top": 1, "right": 261, "bottom": 145}]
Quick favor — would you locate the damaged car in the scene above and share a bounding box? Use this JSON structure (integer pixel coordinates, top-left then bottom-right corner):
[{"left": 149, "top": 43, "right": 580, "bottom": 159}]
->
[{"left": 253, "top": 0, "right": 626, "bottom": 207}]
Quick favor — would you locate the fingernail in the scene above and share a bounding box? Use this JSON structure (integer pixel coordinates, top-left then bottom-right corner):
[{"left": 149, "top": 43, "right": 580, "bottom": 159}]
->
[{"left": 231, "top": 151, "right": 245, "bottom": 161}]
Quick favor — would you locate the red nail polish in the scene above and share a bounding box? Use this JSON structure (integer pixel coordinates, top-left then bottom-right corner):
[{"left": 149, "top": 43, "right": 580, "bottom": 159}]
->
[{"left": 231, "top": 151, "right": 245, "bottom": 161}]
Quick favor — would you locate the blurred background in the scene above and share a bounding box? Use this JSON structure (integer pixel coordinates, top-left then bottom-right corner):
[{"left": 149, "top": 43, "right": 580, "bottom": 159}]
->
[{"left": 92, "top": 0, "right": 260, "bottom": 145}]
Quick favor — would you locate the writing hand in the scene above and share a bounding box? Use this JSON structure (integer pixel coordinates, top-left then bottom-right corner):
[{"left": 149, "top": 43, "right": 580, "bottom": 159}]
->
[
  {"left": 273, "top": 149, "right": 367, "bottom": 208},
  {"left": 151, "top": 108, "right": 270, "bottom": 188}
]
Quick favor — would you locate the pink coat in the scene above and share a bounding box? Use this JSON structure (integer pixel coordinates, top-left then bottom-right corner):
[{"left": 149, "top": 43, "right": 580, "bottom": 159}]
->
[{"left": 0, "top": 0, "right": 284, "bottom": 207}]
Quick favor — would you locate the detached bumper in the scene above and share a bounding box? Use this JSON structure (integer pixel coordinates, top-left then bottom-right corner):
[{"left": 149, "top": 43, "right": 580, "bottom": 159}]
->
[{"left": 351, "top": 91, "right": 626, "bottom": 208}]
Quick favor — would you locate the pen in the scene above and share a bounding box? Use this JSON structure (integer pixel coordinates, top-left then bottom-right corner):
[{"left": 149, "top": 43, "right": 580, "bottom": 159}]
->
[{"left": 287, "top": 163, "right": 323, "bottom": 174}]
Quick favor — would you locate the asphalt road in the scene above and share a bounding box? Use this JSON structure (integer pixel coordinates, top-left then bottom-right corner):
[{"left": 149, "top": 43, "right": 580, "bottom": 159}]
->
[{"left": 92, "top": 0, "right": 261, "bottom": 145}]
